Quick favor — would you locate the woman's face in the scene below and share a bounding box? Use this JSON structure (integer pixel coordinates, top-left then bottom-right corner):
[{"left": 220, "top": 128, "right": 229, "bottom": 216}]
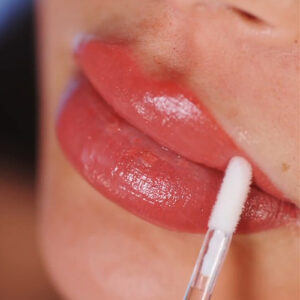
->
[{"left": 38, "top": 0, "right": 299, "bottom": 299}]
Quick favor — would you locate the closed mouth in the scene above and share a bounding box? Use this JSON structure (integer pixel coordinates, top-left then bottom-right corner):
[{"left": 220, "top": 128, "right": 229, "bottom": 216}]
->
[{"left": 56, "top": 37, "right": 299, "bottom": 234}]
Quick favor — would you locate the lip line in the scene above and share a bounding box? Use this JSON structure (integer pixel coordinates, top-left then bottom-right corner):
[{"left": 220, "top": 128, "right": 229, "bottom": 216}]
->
[
  {"left": 75, "top": 38, "right": 295, "bottom": 205},
  {"left": 109, "top": 110, "right": 298, "bottom": 210},
  {"left": 57, "top": 77, "right": 299, "bottom": 233},
  {"left": 61, "top": 77, "right": 291, "bottom": 206},
  {"left": 74, "top": 74, "right": 292, "bottom": 208}
]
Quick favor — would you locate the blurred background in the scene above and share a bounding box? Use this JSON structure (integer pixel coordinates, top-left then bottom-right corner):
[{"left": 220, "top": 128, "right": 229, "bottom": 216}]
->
[{"left": 0, "top": 0, "right": 60, "bottom": 298}]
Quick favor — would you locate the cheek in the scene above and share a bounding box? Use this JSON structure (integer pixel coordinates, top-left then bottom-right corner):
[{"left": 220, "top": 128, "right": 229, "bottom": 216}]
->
[{"left": 191, "top": 37, "right": 298, "bottom": 143}]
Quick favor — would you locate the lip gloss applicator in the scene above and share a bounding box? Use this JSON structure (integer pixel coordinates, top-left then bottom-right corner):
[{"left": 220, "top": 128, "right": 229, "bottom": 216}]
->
[{"left": 183, "top": 156, "right": 252, "bottom": 300}]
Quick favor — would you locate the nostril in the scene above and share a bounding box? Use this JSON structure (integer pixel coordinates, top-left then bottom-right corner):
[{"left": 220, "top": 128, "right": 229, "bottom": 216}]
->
[
  {"left": 234, "top": 9, "right": 261, "bottom": 23},
  {"left": 230, "top": 7, "right": 270, "bottom": 28}
]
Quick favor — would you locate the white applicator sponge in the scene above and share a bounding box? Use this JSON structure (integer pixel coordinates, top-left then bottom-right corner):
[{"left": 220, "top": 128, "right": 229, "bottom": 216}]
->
[{"left": 208, "top": 156, "right": 252, "bottom": 234}]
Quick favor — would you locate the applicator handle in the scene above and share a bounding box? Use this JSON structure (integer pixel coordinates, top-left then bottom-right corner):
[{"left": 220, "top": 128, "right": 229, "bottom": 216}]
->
[{"left": 183, "top": 229, "right": 232, "bottom": 300}]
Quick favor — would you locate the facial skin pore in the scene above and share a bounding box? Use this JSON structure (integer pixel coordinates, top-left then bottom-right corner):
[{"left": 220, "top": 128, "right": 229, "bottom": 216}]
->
[{"left": 38, "top": 0, "right": 299, "bottom": 299}]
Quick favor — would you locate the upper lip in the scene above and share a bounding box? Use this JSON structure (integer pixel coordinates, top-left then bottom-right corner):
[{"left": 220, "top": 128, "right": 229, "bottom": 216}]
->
[{"left": 56, "top": 37, "right": 299, "bottom": 234}]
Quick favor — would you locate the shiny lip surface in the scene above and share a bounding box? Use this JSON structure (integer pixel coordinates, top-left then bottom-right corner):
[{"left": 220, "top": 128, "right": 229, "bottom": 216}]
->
[{"left": 56, "top": 39, "right": 298, "bottom": 234}]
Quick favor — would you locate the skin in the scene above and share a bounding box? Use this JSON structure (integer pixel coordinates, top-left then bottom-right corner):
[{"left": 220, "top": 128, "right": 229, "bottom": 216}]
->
[
  {"left": 37, "top": 0, "right": 300, "bottom": 299},
  {"left": 0, "top": 161, "right": 59, "bottom": 300}
]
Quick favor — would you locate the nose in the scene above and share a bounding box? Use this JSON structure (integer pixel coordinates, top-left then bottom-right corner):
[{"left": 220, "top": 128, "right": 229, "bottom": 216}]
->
[
  {"left": 170, "top": 0, "right": 299, "bottom": 44},
  {"left": 223, "top": 0, "right": 299, "bottom": 43}
]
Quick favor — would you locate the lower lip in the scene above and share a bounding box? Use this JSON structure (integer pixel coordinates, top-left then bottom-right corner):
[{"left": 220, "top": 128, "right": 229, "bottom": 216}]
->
[{"left": 56, "top": 78, "right": 298, "bottom": 233}]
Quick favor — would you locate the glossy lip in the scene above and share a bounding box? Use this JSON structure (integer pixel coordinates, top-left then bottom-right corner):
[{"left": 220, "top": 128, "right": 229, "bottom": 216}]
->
[
  {"left": 75, "top": 39, "right": 287, "bottom": 201},
  {"left": 56, "top": 39, "right": 299, "bottom": 234}
]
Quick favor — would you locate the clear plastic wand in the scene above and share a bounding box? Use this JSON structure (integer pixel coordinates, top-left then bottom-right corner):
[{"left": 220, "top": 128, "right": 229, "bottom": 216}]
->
[
  {"left": 183, "top": 229, "right": 232, "bottom": 300},
  {"left": 183, "top": 157, "right": 252, "bottom": 300}
]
